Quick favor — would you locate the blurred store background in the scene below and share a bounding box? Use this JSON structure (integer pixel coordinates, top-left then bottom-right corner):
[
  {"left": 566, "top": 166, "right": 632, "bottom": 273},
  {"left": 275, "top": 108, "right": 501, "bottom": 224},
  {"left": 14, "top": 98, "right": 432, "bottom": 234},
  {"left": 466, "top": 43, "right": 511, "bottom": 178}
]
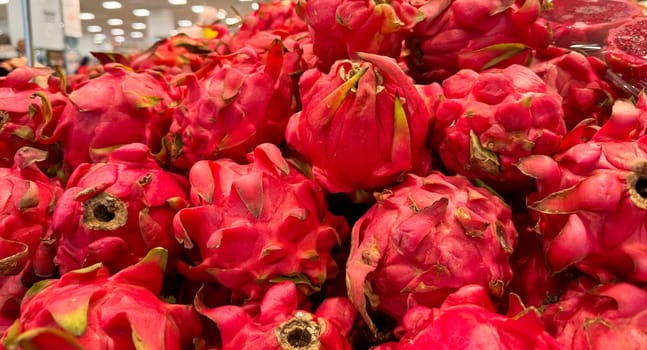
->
[{"left": 0, "top": 0, "right": 260, "bottom": 72}]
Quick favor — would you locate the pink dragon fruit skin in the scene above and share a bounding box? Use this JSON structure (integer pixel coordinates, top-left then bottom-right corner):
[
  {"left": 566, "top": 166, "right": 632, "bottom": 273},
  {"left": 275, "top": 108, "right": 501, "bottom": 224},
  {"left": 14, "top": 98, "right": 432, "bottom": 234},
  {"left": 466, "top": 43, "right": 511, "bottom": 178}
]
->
[
  {"left": 404, "top": 0, "right": 550, "bottom": 83},
  {"left": 1, "top": 248, "right": 203, "bottom": 350},
  {"left": 517, "top": 94, "right": 647, "bottom": 282},
  {"left": 0, "top": 147, "right": 63, "bottom": 278},
  {"left": 346, "top": 171, "right": 518, "bottom": 333},
  {"left": 296, "top": 0, "right": 423, "bottom": 71},
  {"left": 196, "top": 280, "right": 356, "bottom": 350},
  {"left": 174, "top": 143, "right": 349, "bottom": 302},
  {"left": 431, "top": 64, "right": 567, "bottom": 192},
  {"left": 285, "top": 52, "right": 433, "bottom": 202},
  {"left": 51, "top": 143, "right": 189, "bottom": 275},
  {"left": 542, "top": 280, "right": 647, "bottom": 349},
  {"left": 41, "top": 63, "right": 174, "bottom": 170},
  {"left": 373, "top": 285, "right": 560, "bottom": 350},
  {"left": 164, "top": 41, "right": 297, "bottom": 169}
]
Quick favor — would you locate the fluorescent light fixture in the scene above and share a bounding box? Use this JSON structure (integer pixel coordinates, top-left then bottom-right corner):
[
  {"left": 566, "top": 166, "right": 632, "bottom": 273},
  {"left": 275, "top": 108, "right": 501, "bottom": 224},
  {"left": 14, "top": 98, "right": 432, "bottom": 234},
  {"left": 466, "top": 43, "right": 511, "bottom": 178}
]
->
[
  {"left": 102, "top": 1, "right": 121, "bottom": 9},
  {"left": 225, "top": 17, "right": 240, "bottom": 25},
  {"left": 177, "top": 20, "right": 192, "bottom": 28},
  {"left": 114, "top": 36, "right": 125, "bottom": 43},
  {"left": 80, "top": 12, "right": 95, "bottom": 20},
  {"left": 133, "top": 8, "right": 150, "bottom": 17},
  {"left": 168, "top": 0, "right": 187, "bottom": 5},
  {"left": 131, "top": 22, "right": 146, "bottom": 30},
  {"left": 239, "top": 0, "right": 253, "bottom": 2},
  {"left": 130, "top": 31, "right": 144, "bottom": 39},
  {"left": 87, "top": 25, "right": 102, "bottom": 33},
  {"left": 93, "top": 34, "right": 107, "bottom": 43},
  {"left": 191, "top": 5, "right": 204, "bottom": 13},
  {"left": 0, "top": 0, "right": 9, "bottom": 5},
  {"left": 216, "top": 9, "right": 227, "bottom": 19},
  {"left": 107, "top": 18, "right": 123, "bottom": 26},
  {"left": 251, "top": 2, "right": 259, "bottom": 10},
  {"left": 110, "top": 28, "right": 125, "bottom": 35}
]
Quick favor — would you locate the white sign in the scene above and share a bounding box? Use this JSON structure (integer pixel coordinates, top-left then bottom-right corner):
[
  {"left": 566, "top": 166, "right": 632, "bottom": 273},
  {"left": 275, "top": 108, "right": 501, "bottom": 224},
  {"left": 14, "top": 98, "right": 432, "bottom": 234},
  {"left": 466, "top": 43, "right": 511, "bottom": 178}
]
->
[
  {"left": 62, "top": 0, "right": 82, "bottom": 38},
  {"left": 30, "top": 0, "right": 65, "bottom": 50}
]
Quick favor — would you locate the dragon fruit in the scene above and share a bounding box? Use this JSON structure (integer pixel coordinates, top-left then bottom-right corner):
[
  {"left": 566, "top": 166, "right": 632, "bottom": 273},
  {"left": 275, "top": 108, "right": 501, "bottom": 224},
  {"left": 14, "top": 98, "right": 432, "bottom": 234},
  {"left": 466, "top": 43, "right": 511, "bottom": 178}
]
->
[
  {"left": 295, "top": 0, "right": 423, "bottom": 71},
  {"left": 404, "top": 0, "right": 550, "bottom": 83},
  {"left": 0, "top": 67, "right": 68, "bottom": 173},
  {"left": 1, "top": 248, "right": 202, "bottom": 350},
  {"left": 51, "top": 143, "right": 189, "bottom": 275},
  {"left": 541, "top": 0, "right": 645, "bottom": 48},
  {"left": 285, "top": 52, "right": 433, "bottom": 202},
  {"left": 542, "top": 280, "right": 647, "bottom": 349},
  {"left": 517, "top": 93, "right": 647, "bottom": 282},
  {"left": 373, "top": 285, "right": 560, "bottom": 350},
  {"left": 41, "top": 63, "right": 174, "bottom": 170},
  {"left": 173, "top": 143, "right": 349, "bottom": 301},
  {"left": 0, "top": 147, "right": 62, "bottom": 278},
  {"left": 196, "top": 281, "right": 356, "bottom": 349},
  {"left": 604, "top": 16, "right": 647, "bottom": 92},
  {"left": 346, "top": 171, "right": 518, "bottom": 333},
  {"left": 431, "top": 64, "right": 567, "bottom": 192},
  {"left": 164, "top": 41, "right": 298, "bottom": 169},
  {"left": 530, "top": 47, "right": 615, "bottom": 129}
]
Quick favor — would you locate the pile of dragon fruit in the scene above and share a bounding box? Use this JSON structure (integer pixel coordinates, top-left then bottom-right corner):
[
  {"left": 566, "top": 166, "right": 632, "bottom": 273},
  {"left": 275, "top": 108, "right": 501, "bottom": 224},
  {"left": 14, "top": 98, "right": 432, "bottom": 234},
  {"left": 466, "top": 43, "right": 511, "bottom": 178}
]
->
[{"left": 1, "top": 0, "right": 647, "bottom": 348}]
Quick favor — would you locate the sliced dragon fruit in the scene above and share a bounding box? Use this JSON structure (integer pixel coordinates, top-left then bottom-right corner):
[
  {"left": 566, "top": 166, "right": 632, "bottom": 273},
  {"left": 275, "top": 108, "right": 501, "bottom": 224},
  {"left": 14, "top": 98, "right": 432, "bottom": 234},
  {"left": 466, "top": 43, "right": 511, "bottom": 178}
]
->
[{"left": 605, "top": 16, "right": 647, "bottom": 91}]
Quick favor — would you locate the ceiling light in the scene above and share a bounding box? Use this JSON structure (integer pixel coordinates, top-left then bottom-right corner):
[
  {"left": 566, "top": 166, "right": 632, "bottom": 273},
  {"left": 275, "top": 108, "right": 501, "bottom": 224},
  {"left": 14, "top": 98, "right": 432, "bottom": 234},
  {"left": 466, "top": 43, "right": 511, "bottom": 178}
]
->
[
  {"left": 216, "top": 9, "right": 227, "bottom": 19},
  {"left": 93, "top": 34, "right": 107, "bottom": 43},
  {"left": 0, "top": 0, "right": 9, "bottom": 4},
  {"left": 168, "top": 0, "right": 187, "bottom": 5},
  {"left": 131, "top": 22, "right": 146, "bottom": 30},
  {"left": 114, "top": 36, "right": 125, "bottom": 43},
  {"left": 110, "top": 28, "right": 125, "bottom": 36},
  {"left": 177, "top": 20, "right": 192, "bottom": 28},
  {"left": 130, "top": 32, "right": 144, "bottom": 39},
  {"left": 191, "top": 5, "right": 204, "bottom": 13},
  {"left": 239, "top": 0, "right": 253, "bottom": 2},
  {"left": 251, "top": 2, "right": 259, "bottom": 10},
  {"left": 107, "top": 18, "right": 123, "bottom": 26},
  {"left": 80, "top": 12, "right": 95, "bottom": 20},
  {"left": 133, "top": 9, "right": 150, "bottom": 17},
  {"left": 87, "top": 25, "right": 102, "bottom": 33},
  {"left": 225, "top": 17, "right": 241, "bottom": 25},
  {"left": 102, "top": 1, "right": 122, "bottom": 9}
]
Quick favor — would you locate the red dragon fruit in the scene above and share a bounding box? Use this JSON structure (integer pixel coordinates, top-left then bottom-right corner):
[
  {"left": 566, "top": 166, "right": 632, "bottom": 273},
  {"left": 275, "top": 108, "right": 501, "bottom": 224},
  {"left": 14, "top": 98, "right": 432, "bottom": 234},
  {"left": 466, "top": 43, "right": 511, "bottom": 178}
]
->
[
  {"left": 1, "top": 248, "right": 202, "bottom": 350},
  {"left": 173, "top": 143, "right": 349, "bottom": 301},
  {"left": 196, "top": 280, "right": 356, "bottom": 349},
  {"left": 0, "top": 147, "right": 63, "bottom": 278},
  {"left": 604, "top": 16, "right": 647, "bottom": 92},
  {"left": 295, "top": 0, "right": 423, "bottom": 71},
  {"left": 516, "top": 93, "right": 647, "bottom": 282},
  {"left": 0, "top": 67, "right": 68, "bottom": 173},
  {"left": 373, "top": 285, "right": 560, "bottom": 350},
  {"left": 404, "top": 0, "right": 550, "bottom": 83},
  {"left": 40, "top": 63, "right": 174, "bottom": 170},
  {"left": 431, "top": 64, "right": 567, "bottom": 192},
  {"left": 285, "top": 52, "right": 433, "bottom": 202},
  {"left": 50, "top": 143, "right": 189, "bottom": 275},
  {"left": 530, "top": 47, "right": 616, "bottom": 129},
  {"left": 164, "top": 41, "right": 298, "bottom": 169},
  {"left": 542, "top": 280, "right": 647, "bottom": 349},
  {"left": 541, "top": 0, "right": 645, "bottom": 48},
  {"left": 346, "top": 171, "right": 518, "bottom": 333}
]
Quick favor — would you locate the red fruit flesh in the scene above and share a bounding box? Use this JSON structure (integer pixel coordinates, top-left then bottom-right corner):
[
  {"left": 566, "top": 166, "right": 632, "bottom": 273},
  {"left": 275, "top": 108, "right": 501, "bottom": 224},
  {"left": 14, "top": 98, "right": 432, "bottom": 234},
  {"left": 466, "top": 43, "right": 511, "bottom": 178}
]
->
[{"left": 605, "top": 17, "right": 647, "bottom": 89}]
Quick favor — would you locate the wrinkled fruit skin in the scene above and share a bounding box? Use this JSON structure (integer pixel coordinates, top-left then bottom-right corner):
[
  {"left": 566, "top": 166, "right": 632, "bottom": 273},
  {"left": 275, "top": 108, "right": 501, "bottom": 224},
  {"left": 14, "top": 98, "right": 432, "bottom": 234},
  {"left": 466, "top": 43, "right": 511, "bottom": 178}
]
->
[
  {"left": 431, "top": 64, "right": 567, "bottom": 192},
  {"left": 517, "top": 95, "right": 647, "bottom": 282},
  {"left": 374, "top": 285, "right": 560, "bottom": 350},
  {"left": 404, "top": 0, "right": 549, "bottom": 83},
  {"left": 605, "top": 17, "right": 647, "bottom": 92},
  {"left": 174, "top": 143, "right": 349, "bottom": 301},
  {"left": 542, "top": 280, "right": 647, "bottom": 350},
  {"left": 196, "top": 281, "right": 356, "bottom": 350},
  {"left": 541, "top": 0, "right": 644, "bottom": 48},
  {"left": 165, "top": 42, "right": 297, "bottom": 169},
  {"left": 1, "top": 248, "right": 202, "bottom": 350},
  {"left": 296, "top": 0, "right": 423, "bottom": 71},
  {"left": 0, "top": 147, "right": 63, "bottom": 278},
  {"left": 346, "top": 172, "right": 517, "bottom": 333},
  {"left": 43, "top": 63, "right": 174, "bottom": 169},
  {"left": 286, "top": 52, "right": 433, "bottom": 201},
  {"left": 52, "top": 143, "right": 189, "bottom": 275}
]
